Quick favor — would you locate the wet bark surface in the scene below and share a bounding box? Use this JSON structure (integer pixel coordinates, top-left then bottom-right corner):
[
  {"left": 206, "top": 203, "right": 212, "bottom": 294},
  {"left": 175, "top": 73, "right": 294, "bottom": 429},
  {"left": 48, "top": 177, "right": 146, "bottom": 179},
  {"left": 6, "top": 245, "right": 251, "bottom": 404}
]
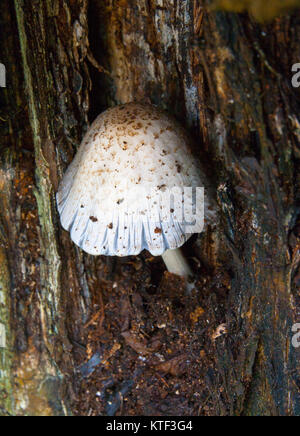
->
[{"left": 0, "top": 0, "right": 299, "bottom": 416}]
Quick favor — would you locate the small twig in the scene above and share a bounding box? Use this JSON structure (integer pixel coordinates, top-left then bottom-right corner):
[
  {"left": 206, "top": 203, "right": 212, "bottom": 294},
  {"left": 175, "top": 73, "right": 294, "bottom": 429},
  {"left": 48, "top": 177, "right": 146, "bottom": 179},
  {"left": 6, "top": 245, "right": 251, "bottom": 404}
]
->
[
  {"left": 84, "top": 287, "right": 105, "bottom": 339},
  {"left": 87, "top": 49, "right": 111, "bottom": 76},
  {"left": 194, "top": 4, "right": 204, "bottom": 37},
  {"left": 155, "top": 372, "right": 170, "bottom": 388},
  {"left": 98, "top": 289, "right": 105, "bottom": 333},
  {"left": 254, "top": 41, "right": 281, "bottom": 79},
  {"left": 84, "top": 311, "right": 101, "bottom": 328}
]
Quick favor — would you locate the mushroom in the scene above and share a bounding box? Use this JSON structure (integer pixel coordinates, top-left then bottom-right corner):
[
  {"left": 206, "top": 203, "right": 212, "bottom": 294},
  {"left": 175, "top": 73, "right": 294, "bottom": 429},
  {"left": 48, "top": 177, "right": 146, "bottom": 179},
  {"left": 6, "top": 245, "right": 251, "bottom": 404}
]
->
[{"left": 57, "top": 103, "right": 215, "bottom": 288}]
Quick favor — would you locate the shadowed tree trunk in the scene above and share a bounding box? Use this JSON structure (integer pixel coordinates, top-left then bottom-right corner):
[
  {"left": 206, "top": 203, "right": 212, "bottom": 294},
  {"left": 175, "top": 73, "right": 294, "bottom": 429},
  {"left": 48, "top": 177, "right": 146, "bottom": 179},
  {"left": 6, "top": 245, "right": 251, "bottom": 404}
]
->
[{"left": 0, "top": 0, "right": 299, "bottom": 416}]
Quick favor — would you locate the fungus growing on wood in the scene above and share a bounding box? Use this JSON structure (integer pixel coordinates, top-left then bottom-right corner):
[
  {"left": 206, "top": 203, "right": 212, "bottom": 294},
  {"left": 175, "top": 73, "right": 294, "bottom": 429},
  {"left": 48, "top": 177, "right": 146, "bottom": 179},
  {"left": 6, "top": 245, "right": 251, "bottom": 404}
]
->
[{"left": 57, "top": 103, "right": 215, "bottom": 286}]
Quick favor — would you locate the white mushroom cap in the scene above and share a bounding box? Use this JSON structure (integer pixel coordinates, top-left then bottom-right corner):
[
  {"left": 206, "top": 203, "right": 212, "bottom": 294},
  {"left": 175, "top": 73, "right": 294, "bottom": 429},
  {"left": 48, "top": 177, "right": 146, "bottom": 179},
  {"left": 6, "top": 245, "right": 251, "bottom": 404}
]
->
[{"left": 57, "top": 103, "right": 213, "bottom": 256}]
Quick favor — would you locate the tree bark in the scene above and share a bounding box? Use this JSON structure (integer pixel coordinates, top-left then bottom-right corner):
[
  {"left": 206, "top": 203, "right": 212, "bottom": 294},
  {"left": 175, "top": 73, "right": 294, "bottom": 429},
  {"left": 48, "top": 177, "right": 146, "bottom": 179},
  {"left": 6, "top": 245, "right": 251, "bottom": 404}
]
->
[{"left": 0, "top": 0, "right": 299, "bottom": 416}]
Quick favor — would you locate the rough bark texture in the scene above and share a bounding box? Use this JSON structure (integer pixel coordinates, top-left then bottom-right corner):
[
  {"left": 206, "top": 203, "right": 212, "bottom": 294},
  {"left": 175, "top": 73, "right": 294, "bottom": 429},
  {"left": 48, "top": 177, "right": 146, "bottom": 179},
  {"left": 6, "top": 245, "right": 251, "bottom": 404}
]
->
[{"left": 0, "top": 0, "right": 299, "bottom": 416}]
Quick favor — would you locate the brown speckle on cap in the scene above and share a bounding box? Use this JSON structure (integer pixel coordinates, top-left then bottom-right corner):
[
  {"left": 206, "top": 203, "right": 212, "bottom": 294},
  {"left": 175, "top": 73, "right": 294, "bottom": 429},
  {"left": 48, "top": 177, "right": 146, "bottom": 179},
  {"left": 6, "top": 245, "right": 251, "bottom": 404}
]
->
[{"left": 56, "top": 102, "right": 212, "bottom": 257}]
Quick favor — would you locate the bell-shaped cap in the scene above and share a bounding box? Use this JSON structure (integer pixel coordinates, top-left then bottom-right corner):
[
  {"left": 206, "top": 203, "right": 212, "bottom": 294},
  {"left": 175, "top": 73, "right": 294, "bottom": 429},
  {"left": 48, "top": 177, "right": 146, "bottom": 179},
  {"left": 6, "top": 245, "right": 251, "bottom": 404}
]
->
[{"left": 57, "top": 103, "right": 214, "bottom": 256}]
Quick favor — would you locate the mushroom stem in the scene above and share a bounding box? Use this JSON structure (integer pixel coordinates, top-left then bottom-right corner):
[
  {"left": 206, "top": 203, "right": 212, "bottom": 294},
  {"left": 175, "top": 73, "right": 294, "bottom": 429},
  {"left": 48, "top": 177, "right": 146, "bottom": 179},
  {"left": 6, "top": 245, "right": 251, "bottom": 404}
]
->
[{"left": 162, "top": 248, "right": 193, "bottom": 282}]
